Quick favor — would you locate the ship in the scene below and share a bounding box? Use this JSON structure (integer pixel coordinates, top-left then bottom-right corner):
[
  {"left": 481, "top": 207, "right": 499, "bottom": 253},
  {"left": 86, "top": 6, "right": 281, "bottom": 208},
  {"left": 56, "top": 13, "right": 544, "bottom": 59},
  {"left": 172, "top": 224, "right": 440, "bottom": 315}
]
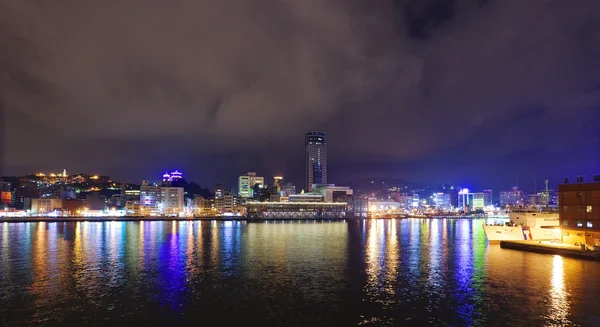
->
[
  {"left": 483, "top": 180, "right": 561, "bottom": 243},
  {"left": 483, "top": 209, "right": 560, "bottom": 243}
]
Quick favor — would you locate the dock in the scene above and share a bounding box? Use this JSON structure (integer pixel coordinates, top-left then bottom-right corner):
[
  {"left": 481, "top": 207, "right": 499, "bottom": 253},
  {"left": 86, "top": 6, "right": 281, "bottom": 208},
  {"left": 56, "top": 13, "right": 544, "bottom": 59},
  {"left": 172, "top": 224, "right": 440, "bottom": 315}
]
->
[{"left": 500, "top": 240, "right": 600, "bottom": 261}]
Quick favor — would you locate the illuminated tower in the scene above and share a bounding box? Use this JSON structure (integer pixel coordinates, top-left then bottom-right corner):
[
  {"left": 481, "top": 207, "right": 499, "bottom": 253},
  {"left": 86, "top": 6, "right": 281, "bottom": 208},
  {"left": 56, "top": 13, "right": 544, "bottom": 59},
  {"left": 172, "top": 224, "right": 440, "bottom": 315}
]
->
[{"left": 305, "top": 131, "right": 327, "bottom": 192}]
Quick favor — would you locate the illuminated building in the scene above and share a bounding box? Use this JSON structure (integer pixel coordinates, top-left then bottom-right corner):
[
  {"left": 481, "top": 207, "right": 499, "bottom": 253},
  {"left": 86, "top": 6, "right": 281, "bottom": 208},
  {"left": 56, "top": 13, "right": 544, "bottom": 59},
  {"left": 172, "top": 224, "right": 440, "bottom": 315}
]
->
[
  {"left": 246, "top": 202, "right": 346, "bottom": 219},
  {"left": 140, "top": 180, "right": 161, "bottom": 216},
  {"left": 160, "top": 187, "right": 184, "bottom": 215},
  {"left": 125, "top": 189, "right": 141, "bottom": 216},
  {"left": 394, "top": 193, "right": 413, "bottom": 210},
  {"left": 305, "top": 131, "right": 327, "bottom": 192},
  {"left": 288, "top": 194, "right": 323, "bottom": 202},
  {"left": 347, "top": 197, "right": 369, "bottom": 218},
  {"left": 273, "top": 176, "right": 284, "bottom": 191},
  {"left": 433, "top": 193, "right": 452, "bottom": 211},
  {"left": 499, "top": 186, "right": 524, "bottom": 207},
  {"left": 30, "top": 198, "right": 62, "bottom": 215},
  {"left": 412, "top": 194, "right": 420, "bottom": 208},
  {"left": 162, "top": 170, "right": 183, "bottom": 186},
  {"left": 0, "top": 181, "right": 11, "bottom": 206},
  {"left": 311, "top": 184, "right": 353, "bottom": 202},
  {"left": 559, "top": 177, "right": 600, "bottom": 246},
  {"left": 193, "top": 195, "right": 206, "bottom": 216},
  {"left": 238, "top": 172, "right": 264, "bottom": 198},
  {"left": 368, "top": 200, "right": 401, "bottom": 214},
  {"left": 458, "top": 189, "right": 485, "bottom": 211},
  {"left": 280, "top": 182, "right": 296, "bottom": 196},
  {"left": 483, "top": 189, "right": 493, "bottom": 206},
  {"left": 215, "top": 184, "right": 234, "bottom": 215}
]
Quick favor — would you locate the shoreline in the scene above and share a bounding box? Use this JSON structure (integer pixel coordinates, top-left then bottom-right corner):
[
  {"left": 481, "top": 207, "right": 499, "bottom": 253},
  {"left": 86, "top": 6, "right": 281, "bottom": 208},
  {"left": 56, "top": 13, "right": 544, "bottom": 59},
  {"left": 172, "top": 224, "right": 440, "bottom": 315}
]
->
[{"left": 1, "top": 215, "right": 483, "bottom": 223}]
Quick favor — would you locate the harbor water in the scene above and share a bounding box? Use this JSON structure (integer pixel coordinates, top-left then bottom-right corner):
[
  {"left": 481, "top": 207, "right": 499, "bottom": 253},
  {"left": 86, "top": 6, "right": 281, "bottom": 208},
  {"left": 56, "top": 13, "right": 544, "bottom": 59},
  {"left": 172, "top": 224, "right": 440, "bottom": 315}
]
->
[{"left": 1, "top": 219, "right": 599, "bottom": 326}]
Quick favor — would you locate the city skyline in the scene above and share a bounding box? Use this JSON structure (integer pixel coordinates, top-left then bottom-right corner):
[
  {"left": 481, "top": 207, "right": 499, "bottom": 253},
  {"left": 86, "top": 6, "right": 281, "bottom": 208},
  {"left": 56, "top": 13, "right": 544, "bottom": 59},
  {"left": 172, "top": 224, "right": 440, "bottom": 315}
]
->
[{"left": 2, "top": 1, "right": 600, "bottom": 192}]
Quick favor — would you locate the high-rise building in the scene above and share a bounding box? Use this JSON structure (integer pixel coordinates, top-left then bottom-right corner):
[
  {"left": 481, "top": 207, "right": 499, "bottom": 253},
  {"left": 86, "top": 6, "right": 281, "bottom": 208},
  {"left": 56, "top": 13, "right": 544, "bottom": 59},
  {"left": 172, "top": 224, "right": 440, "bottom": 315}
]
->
[
  {"left": 433, "top": 193, "right": 452, "bottom": 211},
  {"left": 483, "top": 189, "right": 493, "bottom": 207},
  {"left": 140, "top": 180, "right": 161, "bottom": 216},
  {"left": 125, "top": 189, "right": 141, "bottom": 216},
  {"left": 305, "top": 131, "right": 327, "bottom": 192},
  {"left": 238, "top": 172, "right": 264, "bottom": 198},
  {"left": 160, "top": 187, "right": 184, "bottom": 215},
  {"left": 215, "top": 184, "right": 234, "bottom": 215}
]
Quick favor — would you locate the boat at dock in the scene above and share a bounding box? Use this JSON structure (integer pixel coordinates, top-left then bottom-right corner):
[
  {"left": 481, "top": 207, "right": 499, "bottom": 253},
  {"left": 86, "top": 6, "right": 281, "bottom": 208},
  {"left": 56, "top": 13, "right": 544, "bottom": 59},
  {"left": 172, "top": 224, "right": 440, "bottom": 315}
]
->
[{"left": 483, "top": 208, "right": 560, "bottom": 243}]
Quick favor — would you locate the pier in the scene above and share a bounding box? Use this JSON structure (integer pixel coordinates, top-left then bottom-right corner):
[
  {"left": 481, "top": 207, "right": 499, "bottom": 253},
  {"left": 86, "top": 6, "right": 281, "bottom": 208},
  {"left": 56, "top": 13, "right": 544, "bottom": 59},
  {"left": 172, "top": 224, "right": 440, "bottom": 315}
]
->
[{"left": 500, "top": 240, "right": 600, "bottom": 261}]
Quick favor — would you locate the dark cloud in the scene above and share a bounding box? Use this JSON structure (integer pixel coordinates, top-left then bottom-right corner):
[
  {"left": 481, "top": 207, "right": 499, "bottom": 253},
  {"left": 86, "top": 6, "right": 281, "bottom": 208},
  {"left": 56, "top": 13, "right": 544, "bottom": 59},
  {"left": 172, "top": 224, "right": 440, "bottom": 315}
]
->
[{"left": 1, "top": 0, "right": 600, "bottom": 191}]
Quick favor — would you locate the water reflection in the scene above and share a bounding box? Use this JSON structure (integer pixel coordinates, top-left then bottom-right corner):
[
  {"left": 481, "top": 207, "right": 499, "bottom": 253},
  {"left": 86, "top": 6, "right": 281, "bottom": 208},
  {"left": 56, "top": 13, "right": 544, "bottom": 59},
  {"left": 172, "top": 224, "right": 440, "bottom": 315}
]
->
[
  {"left": 548, "top": 255, "right": 569, "bottom": 325},
  {"left": 0, "top": 220, "right": 599, "bottom": 326}
]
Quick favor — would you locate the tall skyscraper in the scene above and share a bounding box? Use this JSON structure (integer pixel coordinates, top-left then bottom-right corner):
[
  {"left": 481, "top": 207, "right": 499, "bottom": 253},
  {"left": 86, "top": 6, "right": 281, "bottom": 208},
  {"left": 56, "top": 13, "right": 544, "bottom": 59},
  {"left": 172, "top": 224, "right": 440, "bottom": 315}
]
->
[{"left": 305, "top": 131, "right": 327, "bottom": 192}]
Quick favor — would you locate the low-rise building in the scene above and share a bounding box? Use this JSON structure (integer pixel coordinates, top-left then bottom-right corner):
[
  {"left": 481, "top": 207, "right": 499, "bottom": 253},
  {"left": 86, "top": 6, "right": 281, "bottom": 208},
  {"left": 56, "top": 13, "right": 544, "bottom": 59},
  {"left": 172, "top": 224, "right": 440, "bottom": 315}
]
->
[
  {"left": 30, "top": 198, "right": 63, "bottom": 215},
  {"left": 246, "top": 202, "right": 346, "bottom": 219},
  {"left": 312, "top": 184, "right": 353, "bottom": 202},
  {"left": 559, "top": 178, "right": 600, "bottom": 246}
]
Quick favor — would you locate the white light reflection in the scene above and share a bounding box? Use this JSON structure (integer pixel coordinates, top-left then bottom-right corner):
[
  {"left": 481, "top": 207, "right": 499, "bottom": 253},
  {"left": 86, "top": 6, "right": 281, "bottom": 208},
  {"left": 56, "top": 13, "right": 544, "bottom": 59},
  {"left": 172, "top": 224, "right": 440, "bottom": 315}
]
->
[{"left": 548, "top": 255, "right": 569, "bottom": 325}]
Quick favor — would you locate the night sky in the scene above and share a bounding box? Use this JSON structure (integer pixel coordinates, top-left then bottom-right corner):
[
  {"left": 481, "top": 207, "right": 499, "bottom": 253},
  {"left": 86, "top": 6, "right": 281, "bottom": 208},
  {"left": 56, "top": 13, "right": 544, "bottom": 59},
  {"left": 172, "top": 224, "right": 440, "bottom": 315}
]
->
[{"left": 1, "top": 0, "right": 600, "bottom": 192}]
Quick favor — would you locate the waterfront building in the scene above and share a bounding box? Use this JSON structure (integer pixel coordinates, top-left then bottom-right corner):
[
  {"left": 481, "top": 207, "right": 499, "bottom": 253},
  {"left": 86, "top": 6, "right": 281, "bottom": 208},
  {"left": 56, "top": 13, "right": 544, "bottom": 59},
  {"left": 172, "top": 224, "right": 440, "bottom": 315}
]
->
[
  {"left": 288, "top": 194, "right": 323, "bottom": 202},
  {"left": 305, "top": 131, "right": 327, "bottom": 192},
  {"left": 238, "top": 172, "right": 264, "bottom": 198},
  {"left": 368, "top": 200, "right": 401, "bottom": 214},
  {"left": 1, "top": 181, "right": 11, "bottom": 206},
  {"left": 458, "top": 189, "right": 485, "bottom": 211},
  {"left": 347, "top": 197, "right": 369, "bottom": 218},
  {"left": 62, "top": 198, "right": 83, "bottom": 215},
  {"left": 311, "top": 184, "right": 353, "bottom": 202},
  {"left": 160, "top": 187, "right": 184, "bottom": 215},
  {"left": 140, "top": 181, "right": 161, "bottom": 216},
  {"left": 125, "top": 189, "right": 141, "bottom": 216},
  {"left": 30, "top": 198, "right": 62, "bottom": 215},
  {"left": 433, "top": 192, "right": 452, "bottom": 211},
  {"left": 394, "top": 193, "right": 413, "bottom": 211},
  {"left": 12, "top": 182, "right": 40, "bottom": 209},
  {"left": 85, "top": 192, "right": 107, "bottom": 211},
  {"left": 215, "top": 184, "right": 234, "bottom": 215},
  {"left": 246, "top": 201, "right": 346, "bottom": 219},
  {"left": 559, "top": 177, "right": 600, "bottom": 246}
]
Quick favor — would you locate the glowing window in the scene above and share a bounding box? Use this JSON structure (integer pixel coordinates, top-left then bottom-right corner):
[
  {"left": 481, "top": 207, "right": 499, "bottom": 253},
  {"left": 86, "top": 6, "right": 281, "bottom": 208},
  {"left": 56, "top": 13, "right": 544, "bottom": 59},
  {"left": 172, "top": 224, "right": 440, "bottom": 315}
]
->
[
  {"left": 577, "top": 220, "right": 583, "bottom": 228},
  {"left": 587, "top": 206, "right": 593, "bottom": 213},
  {"left": 587, "top": 222, "right": 593, "bottom": 228}
]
